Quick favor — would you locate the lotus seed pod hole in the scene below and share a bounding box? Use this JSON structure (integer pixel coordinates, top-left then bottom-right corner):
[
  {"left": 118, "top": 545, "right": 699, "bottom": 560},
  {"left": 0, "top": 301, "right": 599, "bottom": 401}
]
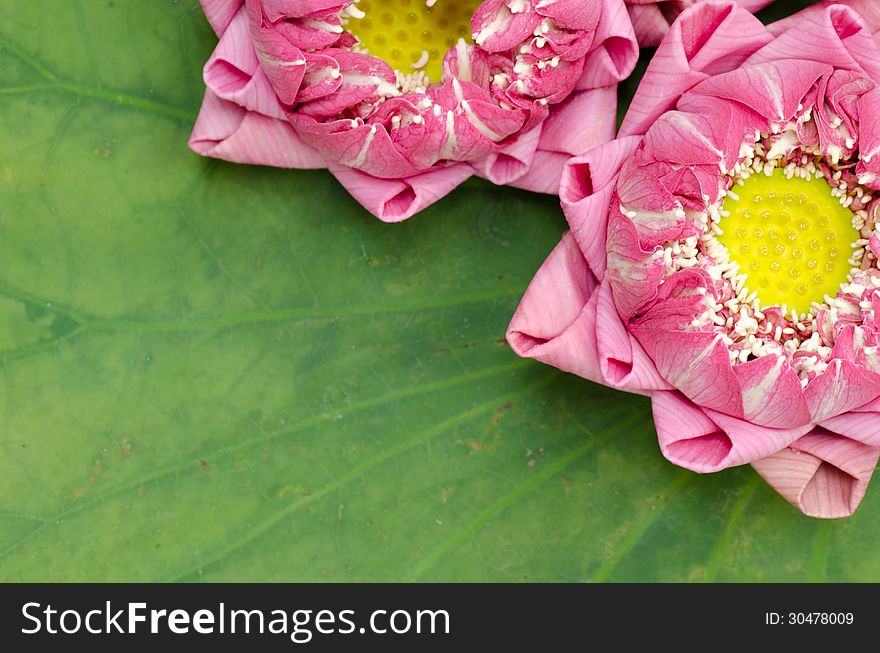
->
[
  {"left": 717, "top": 169, "right": 858, "bottom": 315},
  {"left": 347, "top": 0, "right": 481, "bottom": 85}
]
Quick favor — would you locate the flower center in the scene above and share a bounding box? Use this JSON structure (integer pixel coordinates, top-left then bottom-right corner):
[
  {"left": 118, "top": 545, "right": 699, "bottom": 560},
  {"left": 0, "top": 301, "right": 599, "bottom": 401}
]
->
[
  {"left": 347, "top": 0, "right": 479, "bottom": 86},
  {"left": 717, "top": 168, "right": 858, "bottom": 315}
]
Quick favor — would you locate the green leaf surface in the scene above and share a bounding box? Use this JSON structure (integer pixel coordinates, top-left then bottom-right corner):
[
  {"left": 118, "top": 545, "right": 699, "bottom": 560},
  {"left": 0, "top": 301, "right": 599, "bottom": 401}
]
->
[{"left": 1, "top": 0, "right": 877, "bottom": 583}]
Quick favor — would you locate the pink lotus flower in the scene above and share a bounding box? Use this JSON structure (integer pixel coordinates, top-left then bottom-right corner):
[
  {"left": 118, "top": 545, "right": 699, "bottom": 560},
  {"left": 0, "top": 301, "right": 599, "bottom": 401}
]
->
[
  {"left": 508, "top": 0, "right": 880, "bottom": 518},
  {"left": 625, "top": 0, "right": 774, "bottom": 46},
  {"left": 189, "top": 0, "right": 638, "bottom": 221}
]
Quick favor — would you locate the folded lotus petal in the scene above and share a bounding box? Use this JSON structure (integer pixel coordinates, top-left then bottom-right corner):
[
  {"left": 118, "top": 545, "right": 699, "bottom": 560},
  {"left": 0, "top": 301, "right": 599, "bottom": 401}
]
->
[
  {"left": 507, "top": 233, "right": 605, "bottom": 384},
  {"left": 576, "top": 0, "right": 638, "bottom": 89},
  {"left": 620, "top": 1, "right": 771, "bottom": 138},
  {"left": 537, "top": 85, "right": 618, "bottom": 158},
  {"left": 297, "top": 50, "right": 397, "bottom": 118},
  {"left": 625, "top": 0, "right": 775, "bottom": 48},
  {"left": 734, "top": 353, "right": 811, "bottom": 428},
  {"left": 201, "top": 0, "right": 243, "bottom": 35},
  {"left": 857, "top": 87, "right": 880, "bottom": 188},
  {"left": 507, "top": 150, "right": 569, "bottom": 194},
  {"left": 804, "top": 358, "right": 880, "bottom": 423},
  {"left": 624, "top": 3, "right": 669, "bottom": 48},
  {"left": 486, "top": 85, "right": 617, "bottom": 192},
  {"left": 471, "top": 0, "right": 542, "bottom": 53},
  {"left": 328, "top": 163, "right": 473, "bottom": 223},
  {"left": 258, "top": 0, "right": 345, "bottom": 20},
  {"left": 250, "top": 23, "right": 307, "bottom": 105},
  {"left": 190, "top": 90, "right": 325, "bottom": 168},
  {"left": 594, "top": 279, "right": 671, "bottom": 391},
  {"left": 507, "top": 233, "right": 668, "bottom": 393},
  {"left": 560, "top": 135, "right": 642, "bottom": 280},
  {"left": 604, "top": 210, "right": 666, "bottom": 318},
  {"left": 652, "top": 390, "right": 812, "bottom": 473},
  {"left": 752, "top": 429, "right": 880, "bottom": 518},
  {"left": 538, "top": 0, "right": 602, "bottom": 31},
  {"left": 688, "top": 59, "right": 827, "bottom": 127},
  {"left": 769, "top": 0, "right": 880, "bottom": 43},
  {"left": 471, "top": 126, "right": 541, "bottom": 186},
  {"left": 203, "top": 7, "right": 285, "bottom": 119},
  {"left": 750, "top": 4, "right": 880, "bottom": 82},
  {"left": 820, "top": 404, "right": 880, "bottom": 448}
]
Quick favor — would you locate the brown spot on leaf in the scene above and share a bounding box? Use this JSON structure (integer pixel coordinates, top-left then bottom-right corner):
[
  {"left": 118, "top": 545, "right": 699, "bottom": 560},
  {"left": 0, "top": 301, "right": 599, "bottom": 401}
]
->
[{"left": 72, "top": 458, "right": 102, "bottom": 500}]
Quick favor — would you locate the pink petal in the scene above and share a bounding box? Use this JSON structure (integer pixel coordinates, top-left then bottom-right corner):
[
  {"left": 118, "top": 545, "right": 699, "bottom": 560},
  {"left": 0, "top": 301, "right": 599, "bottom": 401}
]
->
[
  {"left": 560, "top": 135, "right": 642, "bottom": 280},
  {"left": 820, "top": 406, "right": 880, "bottom": 448},
  {"left": 619, "top": 0, "right": 771, "bottom": 138},
  {"left": 687, "top": 59, "right": 827, "bottom": 127},
  {"left": 757, "top": 3, "right": 880, "bottom": 83},
  {"left": 203, "top": 7, "right": 285, "bottom": 119},
  {"left": 770, "top": 0, "right": 880, "bottom": 44},
  {"left": 652, "top": 391, "right": 811, "bottom": 473},
  {"left": 626, "top": 1, "right": 775, "bottom": 48},
  {"left": 576, "top": 0, "right": 638, "bottom": 89},
  {"left": 200, "top": 0, "right": 243, "bottom": 35},
  {"left": 477, "top": 85, "right": 618, "bottom": 191},
  {"left": 857, "top": 87, "right": 880, "bottom": 186},
  {"left": 250, "top": 21, "right": 307, "bottom": 105},
  {"left": 328, "top": 163, "right": 473, "bottom": 222},
  {"left": 604, "top": 210, "right": 667, "bottom": 318},
  {"left": 471, "top": 0, "right": 541, "bottom": 53},
  {"left": 625, "top": 3, "right": 669, "bottom": 48},
  {"left": 752, "top": 429, "right": 880, "bottom": 518},
  {"left": 189, "top": 90, "right": 325, "bottom": 168},
  {"left": 471, "top": 126, "right": 541, "bottom": 186},
  {"left": 734, "top": 354, "right": 811, "bottom": 428},
  {"left": 804, "top": 358, "right": 880, "bottom": 423},
  {"left": 507, "top": 150, "right": 569, "bottom": 194},
  {"left": 257, "top": 0, "right": 346, "bottom": 21},
  {"left": 537, "top": 85, "right": 618, "bottom": 158},
  {"left": 506, "top": 233, "right": 669, "bottom": 393}
]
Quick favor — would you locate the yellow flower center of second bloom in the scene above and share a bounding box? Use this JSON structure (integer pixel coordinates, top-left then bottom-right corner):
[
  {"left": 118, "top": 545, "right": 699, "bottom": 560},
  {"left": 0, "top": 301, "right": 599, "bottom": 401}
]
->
[
  {"left": 718, "top": 168, "right": 857, "bottom": 315},
  {"left": 347, "top": 0, "right": 481, "bottom": 85}
]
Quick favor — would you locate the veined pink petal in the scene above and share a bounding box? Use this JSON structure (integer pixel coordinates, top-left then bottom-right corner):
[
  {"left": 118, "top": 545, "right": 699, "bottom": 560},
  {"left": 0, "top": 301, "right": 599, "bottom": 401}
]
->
[
  {"left": 471, "top": 0, "right": 541, "bottom": 53},
  {"left": 537, "top": 0, "right": 602, "bottom": 32},
  {"left": 752, "top": 429, "right": 880, "bottom": 518},
  {"left": 734, "top": 354, "right": 811, "bottom": 428},
  {"left": 201, "top": 0, "right": 243, "bottom": 35},
  {"left": 576, "top": 0, "right": 638, "bottom": 89},
  {"left": 652, "top": 391, "right": 811, "bottom": 473},
  {"left": 687, "top": 59, "right": 827, "bottom": 127},
  {"left": 820, "top": 403, "right": 880, "bottom": 448},
  {"left": 471, "top": 126, "right": 542, "bottom": 186},
  {"left": 250, "top": 22, "right": 307, "bottom": 105},
  {"left": 857, "top": 87, "right": 880, "bottom": 188},
  {"left": 204, "top": 7, "right": 285, "bottom": 119},
  {"left": 328, "top": 163, "right": 473, "bottom": 223},
  {"left": 769, "top": 0, "right": 880, "bottom": 45},
  {"left": 560, "top": 135, "right": 642, "bottom": 280},
  {"left": 804, "top": 358, "right": 880, "bottom": 423},
  {"left": 537, "top": 85, "right": 618, "bottom": 159},
  {"left": 506, "top": 233, "right": 669, "bottom": 393},
  {"left": 507, "top": 150, "right": 569, "bottom": 193},
  {"left": 624, "top": 3, "right": 669, "bottom": 48},
  {"left": 620, "top": 1, "right": 771, "bottom": 138},
  {"left": 257, "top": 0, "right": 346, "bottom": 21},
  {"left": 480, "top": 85, "right": 618, "bottom": 191},
  {"left": 751, "top": 5, "right": 880, "bottom": 83},
  {"left": 625, "top": 0, "right": 775, "bottom": 48},
  {"left": 189, "top": 90, "right": 325, "bottom": 168}
]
